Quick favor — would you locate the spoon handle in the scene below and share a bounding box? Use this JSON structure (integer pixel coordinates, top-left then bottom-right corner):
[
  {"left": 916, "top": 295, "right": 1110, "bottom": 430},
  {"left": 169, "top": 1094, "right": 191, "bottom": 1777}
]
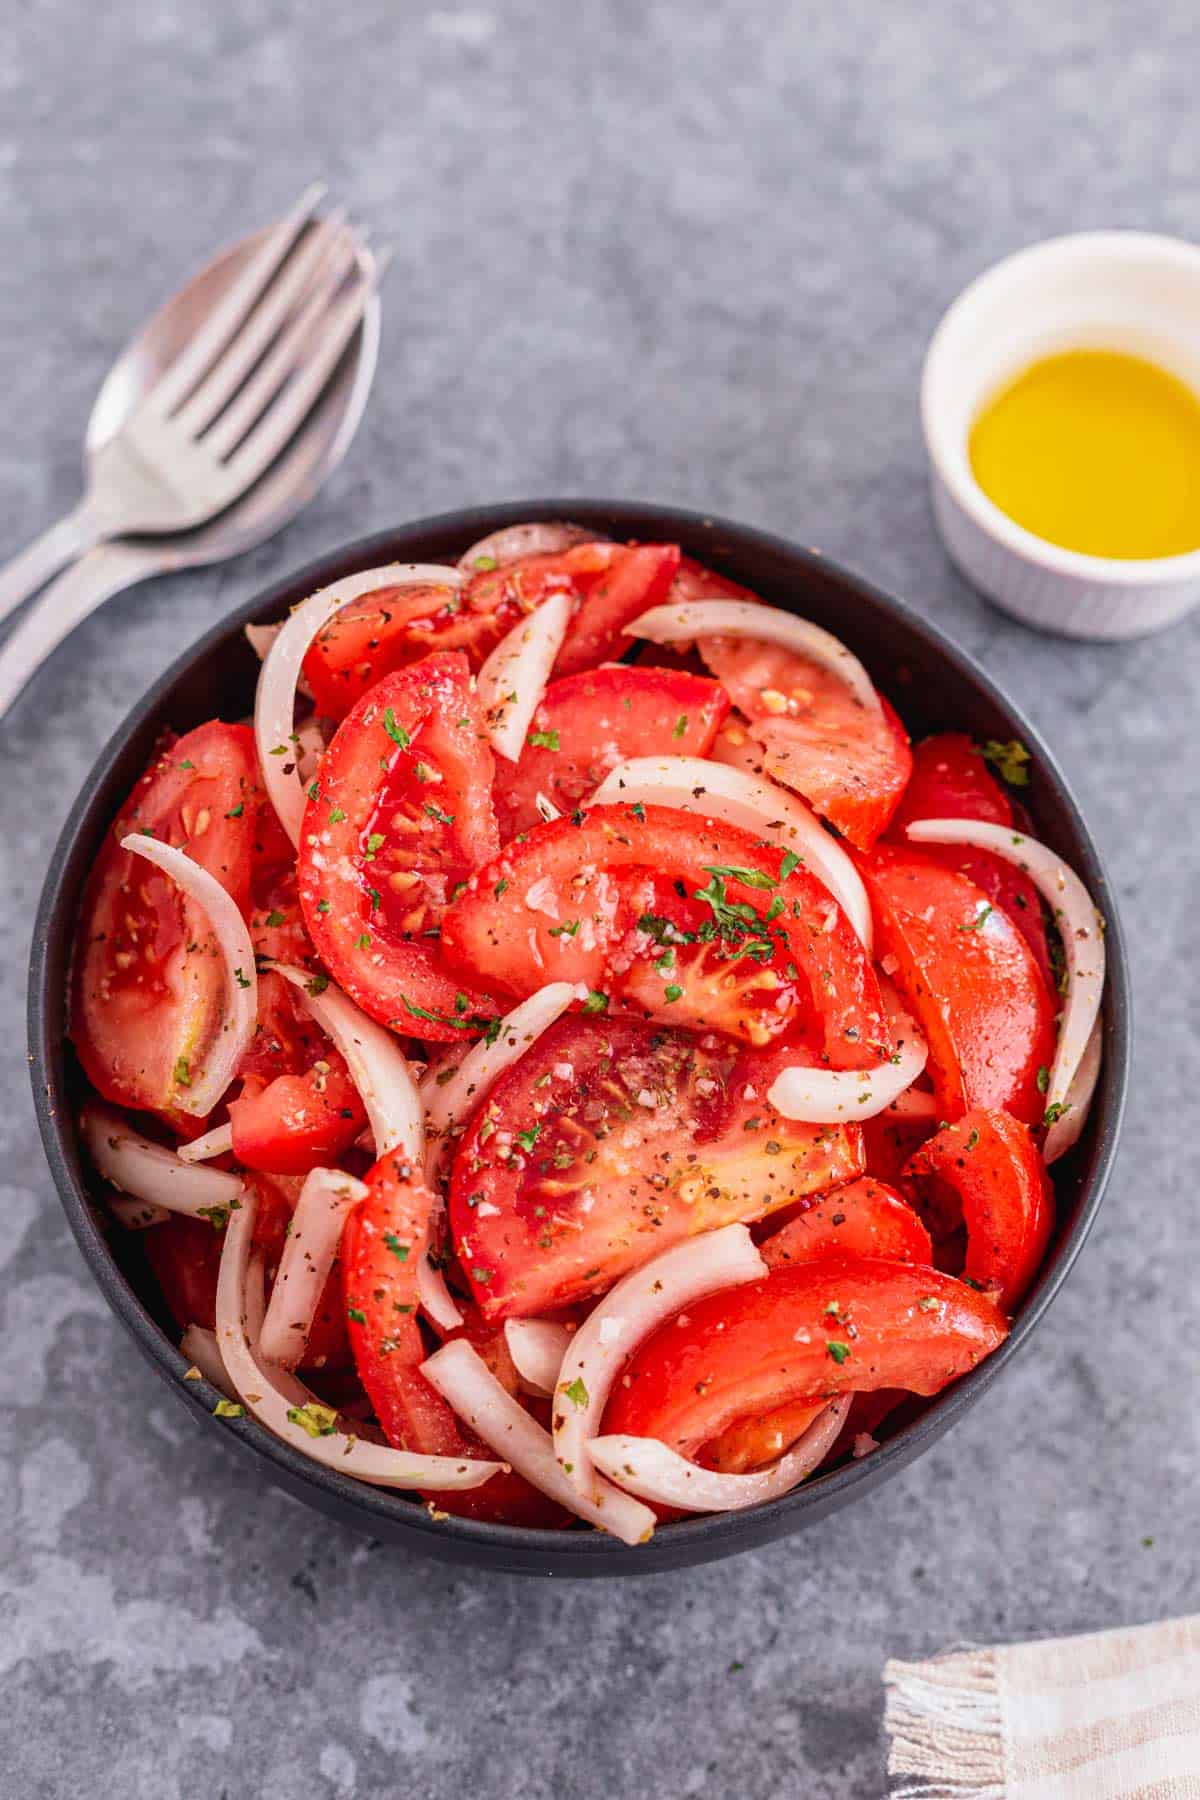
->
[
  {"left": 0, "top": 504, "right": 99, "bottom": 626},
  {"left": 0, "top": 541, "right": 163, "bottom": 720}
]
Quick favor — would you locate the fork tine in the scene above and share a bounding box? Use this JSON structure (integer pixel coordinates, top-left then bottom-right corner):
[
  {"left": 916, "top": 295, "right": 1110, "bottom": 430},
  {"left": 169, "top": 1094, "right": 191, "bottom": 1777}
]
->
[
  {"left": 202, "top": 227, "right": 360, "bottom": 459},
  {"left": 226, "top": 258, "right": 378, "bottom": 485},
  {"left": 173, "top": 209, "right": 348, "bottom": 437},
  {"left": 145, "top": 182, "right": 326, "bottom": 420}
]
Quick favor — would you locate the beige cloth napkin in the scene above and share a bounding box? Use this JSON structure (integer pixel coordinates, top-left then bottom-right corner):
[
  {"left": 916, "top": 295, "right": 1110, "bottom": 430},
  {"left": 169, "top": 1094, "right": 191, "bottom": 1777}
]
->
[{"left": 884, "top": 1615, "right": 1200, "bottom": 1798}]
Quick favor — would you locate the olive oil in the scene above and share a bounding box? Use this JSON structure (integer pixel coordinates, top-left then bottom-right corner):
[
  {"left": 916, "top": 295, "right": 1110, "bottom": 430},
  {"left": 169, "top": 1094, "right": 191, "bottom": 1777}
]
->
[{"left": 969, "top": 348, "right": 1200, "bottom": 559}]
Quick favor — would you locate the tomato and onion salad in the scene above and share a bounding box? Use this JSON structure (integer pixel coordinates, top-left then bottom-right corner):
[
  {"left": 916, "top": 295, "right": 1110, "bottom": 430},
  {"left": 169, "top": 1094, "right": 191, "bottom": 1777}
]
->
[{"left": 68, "top": 524, "right": 1105, "bottom": 1541}]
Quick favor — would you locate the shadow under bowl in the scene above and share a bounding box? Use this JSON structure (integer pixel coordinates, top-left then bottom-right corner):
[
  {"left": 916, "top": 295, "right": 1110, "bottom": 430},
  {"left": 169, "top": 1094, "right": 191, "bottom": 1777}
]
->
[{"left": 28, "top": 500, "right": 1131, "bottom": 1577}]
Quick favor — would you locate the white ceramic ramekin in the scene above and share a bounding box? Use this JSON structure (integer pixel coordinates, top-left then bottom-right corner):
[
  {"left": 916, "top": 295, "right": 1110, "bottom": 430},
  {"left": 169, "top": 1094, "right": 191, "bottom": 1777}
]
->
[{"left": 921, "top": 231, "right": 1200, "bottom": 640}]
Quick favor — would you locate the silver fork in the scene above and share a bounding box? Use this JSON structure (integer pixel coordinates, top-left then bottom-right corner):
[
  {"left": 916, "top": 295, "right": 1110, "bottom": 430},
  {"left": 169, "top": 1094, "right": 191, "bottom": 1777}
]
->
[{"left": 0, "top": 185, "right": 379, "bottom": 622}]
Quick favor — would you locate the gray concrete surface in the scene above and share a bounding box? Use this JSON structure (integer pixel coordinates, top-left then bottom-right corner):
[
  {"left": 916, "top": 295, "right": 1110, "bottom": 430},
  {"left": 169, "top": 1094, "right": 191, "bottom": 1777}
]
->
[{"left": 1, "top": 3, "right": 1194, "bottom": 1795}]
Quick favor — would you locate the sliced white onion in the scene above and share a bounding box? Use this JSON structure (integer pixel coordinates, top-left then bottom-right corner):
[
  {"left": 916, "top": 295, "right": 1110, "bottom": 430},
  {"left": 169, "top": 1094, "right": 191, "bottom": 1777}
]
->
[
  {"left": 552, "top": 1224, "right": 766, "bottom": 1508},
  {"left": 109, "top": 1195, "right": 170, "bottom": 1230},
  {"left": 255, "top": 563, "right": 465, "bottom": 845},
  {"left": 215, "top": 1178, "right": 499, "bottom": 1490},
  {"left": 245, "top": 621, "right": 282, "bottom": 662},
  {"left": 176, "top": 1122, "right": 234, "bottom": 1164},
  {"left": 628, "top": 599, "right": 882, "bottom": 715},
  {"left": 421, "top": 1338, "right": 656, "bottom": 1545},
  {"left": 1045, "top": 1017, "right": 1103, "bottom": 1164},
  {"left": 476, "top": 589, "right": 571, "bottom": 763},
  {"left": 589, "top": 755, "right": 873, "bottom": 951},
  {"left": 590, "top": 1395, "right": 851, "bottom": 1513},
  {"left": 535, "top": 791, "right": 562, "bottom": 823},
  {"left": 265, "top": 960, "right": 461, "bottom": 1329},
  {"left": 906, "top": 819, "right": 1105, "bottom": 1117},
  {"left": 121, "top": 834, "right": 258, "bottom": 1118},
  {"left": 767, "top": 1022, "right": 928, "bottom": 1124},
  {"left": 457, "top": 521, "right": 593, "bottom": 571},
  {"left": 504, "top": 1318, "right": 572, "bottom": 1398},
  {"left": 884, "top": 1084, "right": 940, "bottom": 1122},
  {"left": 266, "top": 962, "right": 422, "bottom": 1161},
  {"left": 420, "top": 982, "right": 578, "bottom": 1183},
  {"left": 82, "top": 1103, "right": 243, "bottom": 1222},
  {"left": 258, "top": 1167, "right": 368, "bottom": 1370},
  {"left": 294, "top": 716, "right": 326, "bottom": 784},
  {"left": 180, "top": 1324, "right": 237, "bottom": 1400}
]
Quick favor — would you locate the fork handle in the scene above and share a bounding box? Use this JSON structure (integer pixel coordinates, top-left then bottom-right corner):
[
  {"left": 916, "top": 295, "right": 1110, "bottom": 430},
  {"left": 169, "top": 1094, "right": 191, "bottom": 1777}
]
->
[
  {"left": 0, "top": 503, "right": 100, "bottom": 628},
  {"left": 0, "top": 540, "right": 160, "bottom": 720}
]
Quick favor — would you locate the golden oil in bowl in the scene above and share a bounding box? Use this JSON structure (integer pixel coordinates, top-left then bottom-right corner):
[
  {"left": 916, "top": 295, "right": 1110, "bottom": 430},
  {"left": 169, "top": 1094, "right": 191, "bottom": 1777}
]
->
[{"left": 969, "top": 348, "right": 1200, "bottom": 559}]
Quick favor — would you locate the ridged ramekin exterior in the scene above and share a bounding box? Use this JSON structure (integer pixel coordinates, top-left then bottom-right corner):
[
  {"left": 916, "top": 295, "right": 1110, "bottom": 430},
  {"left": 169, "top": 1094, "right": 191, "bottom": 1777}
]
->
[{"left": 929, "top": 472, "right": 1200, "bottom": 641}]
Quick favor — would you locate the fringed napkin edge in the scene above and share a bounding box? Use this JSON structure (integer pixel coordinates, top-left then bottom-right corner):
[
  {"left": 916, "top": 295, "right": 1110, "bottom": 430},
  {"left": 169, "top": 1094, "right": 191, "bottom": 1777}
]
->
[{"left": 884, "top": 1644, "right": 1006, "bottom": 1798}]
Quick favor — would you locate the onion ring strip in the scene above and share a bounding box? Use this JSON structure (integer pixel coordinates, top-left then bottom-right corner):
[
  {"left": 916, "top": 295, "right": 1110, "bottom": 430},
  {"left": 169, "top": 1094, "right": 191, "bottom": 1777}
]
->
[
  {"left": 255, "top": 563, "right": 465, "bottom": 845},
  {"left": 257, "top": 1167, "right": 368, "bottom": 1370},
  {"left": 503, "top": 1318, "right": 572, "bottom": 1398},
  {"left": 552, "top": 1224, "right": 767, "bottom": 1508},
  {"left": 476, "top": 589, "right": 571, "bottom": 763},
  {"left": 590, "top": 1396, "right": 850, "bottom": 1512},
  {"left": 122, "top": 834, "right": 258, "bottom": 1117},
  {"left": 589, "top": 754, "right": 873, "bottom": 950},
  {"left": 457, "top": 521, "right": 594, "bottom": 571},
  {"left": 82, "top": 1102, "right": 242, "bottom": 1222},
  {"left": 421, "top": 1338, "right": 656, "bottom": 1544},
  {"left": 420, "top": 982, "right": 579, "bottom": 1184},
  {"left": 628, "top": 598, "right": 882, "bottom": 714},
  {"left": 906, "top": 819, "right": 1105, "bottom": 1117},
  {"left": 215, "top": 1180, "right": 500, "bottom": 1489}
]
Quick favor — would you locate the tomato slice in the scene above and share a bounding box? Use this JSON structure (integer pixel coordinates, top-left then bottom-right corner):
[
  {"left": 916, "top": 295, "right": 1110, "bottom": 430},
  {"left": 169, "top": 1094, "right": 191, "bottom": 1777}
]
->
[
  {"left": 554, "top": 543, "right": 681, "bottom": 675},
  {"left": 448, "top": 1015, "right": 864, "bottom": 1321},
  {"left": 493, "top": 665, "right": 729, "bottom": 839},
  {"left": 888, "top": 734, "right": 1055, "bottom": 991},
  {"left": 760, "top": 1177, "right": 933, "bottom": 1268},
  {"left": 442, "top": 804, "right": 888, "bottom": 1065},
  {"left": 601, "top": 1256, "right": 1008, "bottom": 1457},
  {"left": 668, "top": 556, "right": 763, "bottom": 606},
  {"left": 700, "top": 636, "right": 912, "bottom": 849},
  {"left": 72, "top": 722, "right": 260, "bottom": 1118},
  {"left": 861, "top": 845, "right": 1056, "bottom": 1126},
  {"left": 904, "top": 1109, "right": 1053, "bottom": 1311},
  {"left": 227, "top": 972, "right": 366, "bottom": 1176},
  {"left": 297, "top": 653, "right": 500, "bottom": 1040},
  {"left": 342, "top": 1151, "right": 567, "bottom": 1525},
  {"left": 697, "top": 1177, "right": 932, "bottom": 1476}
]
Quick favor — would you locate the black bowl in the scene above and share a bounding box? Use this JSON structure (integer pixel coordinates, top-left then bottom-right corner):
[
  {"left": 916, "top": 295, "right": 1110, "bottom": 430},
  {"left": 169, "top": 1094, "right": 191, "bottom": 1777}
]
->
[{"left": 28, "top": 501, "right": 1131, "bottom": 1577}]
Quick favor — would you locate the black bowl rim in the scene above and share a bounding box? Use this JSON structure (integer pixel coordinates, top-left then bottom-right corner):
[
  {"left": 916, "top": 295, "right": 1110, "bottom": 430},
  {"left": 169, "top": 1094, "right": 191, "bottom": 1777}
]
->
[{"left": 28, "top": 497, "right": 1132, "bottom": 1573}]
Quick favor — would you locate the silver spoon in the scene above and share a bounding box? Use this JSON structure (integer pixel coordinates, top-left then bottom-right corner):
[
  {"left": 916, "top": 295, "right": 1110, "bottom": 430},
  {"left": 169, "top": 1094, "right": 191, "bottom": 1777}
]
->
[{"left": 0, "top": 215, "right": 380, "bottom": 720}]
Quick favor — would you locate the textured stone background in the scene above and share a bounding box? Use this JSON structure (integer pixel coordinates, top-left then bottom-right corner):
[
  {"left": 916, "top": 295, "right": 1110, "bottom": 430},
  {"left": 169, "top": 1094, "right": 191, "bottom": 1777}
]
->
[{"left": 1, "top": 3, "right": 1195, "bottom": 1795}]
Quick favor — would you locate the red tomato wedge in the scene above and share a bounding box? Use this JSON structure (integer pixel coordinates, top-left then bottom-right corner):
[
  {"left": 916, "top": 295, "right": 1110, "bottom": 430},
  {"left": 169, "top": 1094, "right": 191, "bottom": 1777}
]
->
[
  {"left": 448, "top": 1015, "right": 864, "bottom": 1321},
  {"left": 227, "top": 971, "right": 366, "bottom": 1176},
  {"left": 342, "top": 1152, "right": 566, "bottom": 1525},
  {"left": 700, "top": 1399, "right": 829, "bottom": 1474},
  {"left": 699, "top": 1178, "right": 932, "bottom": 1475},
  {"left": 441, "top": 804, "right": 888, "bottom": 1065},
  {"left": 553, "top": 543, "right": 681, "bottom": 675},
  {"left": 668, "top": 556, "right": 763, "bottom": 606},
  {"left": 888, "top": 734, "right": 1055, "bottom": 991},
  {"left": 297, "top": 653, "right": 500, "bottom": 1040},
  {"left": 493, "top": 665, "right": 729, "bottom": 839},
  {"left": 861, "top": 845, "right": 1056, "bottom": 1126},
  {"left": 71, "top": 722, "right": 259, "bottom": 1118},
  {"left": 700, "top": 636, "right": 911, "bottom": 849},
  {"left": 904, "top": 1109, "right": 1053, "bottom": 1311},
  {"left": 761, "top": 1177, "right": 933, "bottom": 1269},
  {"left": 602, "top": 1256, "right": 1008, "bottom": 1457}
]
